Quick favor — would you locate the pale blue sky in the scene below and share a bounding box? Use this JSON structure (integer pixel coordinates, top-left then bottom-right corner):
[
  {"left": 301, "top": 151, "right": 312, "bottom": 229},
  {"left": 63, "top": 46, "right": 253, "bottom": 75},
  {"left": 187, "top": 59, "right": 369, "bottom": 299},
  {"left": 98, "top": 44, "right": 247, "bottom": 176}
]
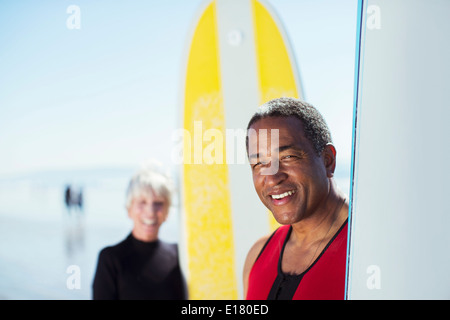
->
[{"left": 0, "top": 0, "right": 358, "bottom": 177}]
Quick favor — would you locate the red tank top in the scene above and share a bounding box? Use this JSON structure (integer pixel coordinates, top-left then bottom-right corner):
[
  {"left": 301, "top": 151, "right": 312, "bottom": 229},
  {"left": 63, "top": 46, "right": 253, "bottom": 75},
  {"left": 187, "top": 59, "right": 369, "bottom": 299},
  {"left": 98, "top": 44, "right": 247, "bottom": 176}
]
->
[{"left": 246, "top": 220, "right": 348, "bottom": 300}]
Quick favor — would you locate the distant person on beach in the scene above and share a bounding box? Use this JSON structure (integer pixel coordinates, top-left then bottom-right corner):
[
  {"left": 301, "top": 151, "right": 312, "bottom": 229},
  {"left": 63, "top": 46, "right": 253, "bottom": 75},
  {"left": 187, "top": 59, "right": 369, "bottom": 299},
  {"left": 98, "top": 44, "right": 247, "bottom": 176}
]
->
[
  {"left": 64, "top": 185, "right": 71, "bottom": 211},
  {"left": 76, "top": 187, "right": 83, "bottom": 212},
  {"left": 92, "top": 163, "right": 187, "bottom": 300},
  {"left": 64, "top": 184, "right": 83, "bottom": 214}
]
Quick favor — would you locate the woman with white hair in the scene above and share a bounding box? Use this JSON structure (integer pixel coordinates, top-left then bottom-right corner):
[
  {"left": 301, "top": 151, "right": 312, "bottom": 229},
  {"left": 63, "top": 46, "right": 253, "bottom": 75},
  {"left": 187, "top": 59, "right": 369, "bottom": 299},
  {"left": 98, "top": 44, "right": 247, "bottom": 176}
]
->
[{"left": 92, "top": 163, "right": 187, "bottom": 300}]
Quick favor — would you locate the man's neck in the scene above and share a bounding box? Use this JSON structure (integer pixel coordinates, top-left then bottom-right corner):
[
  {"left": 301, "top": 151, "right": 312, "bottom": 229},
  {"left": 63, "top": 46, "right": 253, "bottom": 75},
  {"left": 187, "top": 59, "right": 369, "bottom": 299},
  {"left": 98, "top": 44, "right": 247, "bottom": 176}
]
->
[{"left": 290, "top": 185, "right": 348, "bottom": 247}]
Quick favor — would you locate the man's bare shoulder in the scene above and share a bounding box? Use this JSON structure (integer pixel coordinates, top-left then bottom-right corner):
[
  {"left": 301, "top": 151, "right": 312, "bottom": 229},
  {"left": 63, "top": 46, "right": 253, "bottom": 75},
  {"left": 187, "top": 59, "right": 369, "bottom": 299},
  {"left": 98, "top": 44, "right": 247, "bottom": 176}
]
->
[
  {"left": 246, "top": 234, "right": 271, "bottom": 263},
  {"left": 243, "top": 233, "right": 274, "bottom": 298},
  {"left": 243, "top": 233, "right": 272, "bottom": 277}
]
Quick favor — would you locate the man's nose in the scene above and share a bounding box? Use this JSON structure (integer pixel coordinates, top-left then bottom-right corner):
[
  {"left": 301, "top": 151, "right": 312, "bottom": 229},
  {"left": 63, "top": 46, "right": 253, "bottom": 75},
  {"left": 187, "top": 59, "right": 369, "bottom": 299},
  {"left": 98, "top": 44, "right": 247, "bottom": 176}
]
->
[{"left": 263, "top": 166, "right": 287, "bottom": 187}]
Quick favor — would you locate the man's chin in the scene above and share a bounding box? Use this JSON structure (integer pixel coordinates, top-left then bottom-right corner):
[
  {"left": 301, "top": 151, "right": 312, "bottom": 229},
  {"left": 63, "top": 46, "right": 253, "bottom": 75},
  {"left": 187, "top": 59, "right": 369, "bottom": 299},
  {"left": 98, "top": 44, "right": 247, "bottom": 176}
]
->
[{"left": 271, "top": 211, "right": 298, "bottom": 225}]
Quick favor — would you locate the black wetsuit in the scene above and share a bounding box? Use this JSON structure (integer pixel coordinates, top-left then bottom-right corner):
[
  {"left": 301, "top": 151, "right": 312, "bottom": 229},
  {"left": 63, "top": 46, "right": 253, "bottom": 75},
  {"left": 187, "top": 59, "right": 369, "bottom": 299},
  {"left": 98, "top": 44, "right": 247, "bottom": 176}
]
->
[{"left": 92, "top": 233, "right": 187, "bottom": 300}]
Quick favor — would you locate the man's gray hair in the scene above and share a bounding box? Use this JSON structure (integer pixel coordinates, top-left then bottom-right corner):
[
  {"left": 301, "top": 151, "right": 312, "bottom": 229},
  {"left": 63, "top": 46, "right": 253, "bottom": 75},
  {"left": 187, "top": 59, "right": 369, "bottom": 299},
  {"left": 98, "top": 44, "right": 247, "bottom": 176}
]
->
[{"left": 246, "top": 97, "right": 332, "bottom": 155}]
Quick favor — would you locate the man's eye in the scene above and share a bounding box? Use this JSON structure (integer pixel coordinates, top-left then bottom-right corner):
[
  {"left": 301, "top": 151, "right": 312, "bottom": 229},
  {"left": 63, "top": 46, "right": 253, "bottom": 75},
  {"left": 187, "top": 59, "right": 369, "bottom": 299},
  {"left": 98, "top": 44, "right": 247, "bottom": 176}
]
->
[
  {"left": 252, "top": 160, "right": 268, "bottom": 169},
  {"left": 252, "top": 162, "right": 261, "bottom": 169}
]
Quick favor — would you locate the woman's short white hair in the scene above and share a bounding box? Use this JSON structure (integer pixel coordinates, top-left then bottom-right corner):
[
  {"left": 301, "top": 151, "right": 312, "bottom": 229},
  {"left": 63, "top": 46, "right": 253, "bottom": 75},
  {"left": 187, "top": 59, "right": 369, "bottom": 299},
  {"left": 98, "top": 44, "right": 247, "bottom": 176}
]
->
[{"left": 125, "top": 160, "right": 174, "bottom": 209}]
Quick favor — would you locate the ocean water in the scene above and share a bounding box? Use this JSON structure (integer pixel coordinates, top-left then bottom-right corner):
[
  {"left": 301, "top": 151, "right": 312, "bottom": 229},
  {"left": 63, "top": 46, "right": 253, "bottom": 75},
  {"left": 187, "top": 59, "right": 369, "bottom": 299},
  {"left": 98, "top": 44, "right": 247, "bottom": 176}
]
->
[{"left": 0, "top": 167, "right": 180, "bottom": 300}]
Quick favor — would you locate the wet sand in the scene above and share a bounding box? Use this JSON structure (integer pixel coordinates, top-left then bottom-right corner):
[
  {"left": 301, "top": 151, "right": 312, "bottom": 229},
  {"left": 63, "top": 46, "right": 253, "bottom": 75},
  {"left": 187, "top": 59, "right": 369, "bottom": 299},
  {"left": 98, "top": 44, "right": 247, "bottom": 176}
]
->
[
  {"left": 0, "top": 210, "right": 181, "bottom": 300},
  {"left": 0, "top": 212, "right": 132, "bottom": 299}
]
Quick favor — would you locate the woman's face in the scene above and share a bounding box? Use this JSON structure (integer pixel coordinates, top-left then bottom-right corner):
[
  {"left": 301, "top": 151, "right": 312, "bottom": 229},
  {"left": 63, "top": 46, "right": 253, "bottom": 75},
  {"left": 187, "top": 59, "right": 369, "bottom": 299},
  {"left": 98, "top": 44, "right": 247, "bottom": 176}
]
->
[{"left": 127, "top": 189, "right": 169, "bottom": 242}]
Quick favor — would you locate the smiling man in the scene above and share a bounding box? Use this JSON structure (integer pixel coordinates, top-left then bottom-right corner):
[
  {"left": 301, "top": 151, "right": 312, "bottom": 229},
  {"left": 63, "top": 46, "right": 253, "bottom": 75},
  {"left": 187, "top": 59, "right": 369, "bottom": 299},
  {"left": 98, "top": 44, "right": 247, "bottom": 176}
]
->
[{"left": 243, "top": 97, "right": 349, "bottom": 300}]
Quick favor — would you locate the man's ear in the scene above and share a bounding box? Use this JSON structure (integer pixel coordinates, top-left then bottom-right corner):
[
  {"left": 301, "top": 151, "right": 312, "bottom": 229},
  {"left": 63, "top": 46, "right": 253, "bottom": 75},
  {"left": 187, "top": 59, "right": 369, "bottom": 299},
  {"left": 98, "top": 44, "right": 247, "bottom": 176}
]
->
[{"left": 322, "top": 143, "right": 337, "bottom": 178}]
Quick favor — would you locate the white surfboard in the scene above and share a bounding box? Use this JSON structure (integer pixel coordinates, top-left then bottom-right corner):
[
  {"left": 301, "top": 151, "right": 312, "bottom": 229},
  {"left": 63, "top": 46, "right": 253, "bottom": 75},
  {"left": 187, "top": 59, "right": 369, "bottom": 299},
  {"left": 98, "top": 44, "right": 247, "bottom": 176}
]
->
[{"left": 346, "top": 0, "right": 450, "bottom": 299}]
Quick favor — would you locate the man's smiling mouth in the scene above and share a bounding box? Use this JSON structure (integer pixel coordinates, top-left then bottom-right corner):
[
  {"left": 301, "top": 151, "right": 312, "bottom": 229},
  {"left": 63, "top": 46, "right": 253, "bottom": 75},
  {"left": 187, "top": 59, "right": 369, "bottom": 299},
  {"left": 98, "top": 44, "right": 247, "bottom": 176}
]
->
[{"left": 270, "top": 190, "right": 296, "bottom": 199}]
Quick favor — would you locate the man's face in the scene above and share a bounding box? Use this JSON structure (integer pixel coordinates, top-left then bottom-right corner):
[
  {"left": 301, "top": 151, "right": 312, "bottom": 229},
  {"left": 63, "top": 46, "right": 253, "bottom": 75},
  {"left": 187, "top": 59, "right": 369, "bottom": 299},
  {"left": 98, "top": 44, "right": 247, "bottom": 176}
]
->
[{"left": 248, "top": 116, "right": 331, "bottom": 225}]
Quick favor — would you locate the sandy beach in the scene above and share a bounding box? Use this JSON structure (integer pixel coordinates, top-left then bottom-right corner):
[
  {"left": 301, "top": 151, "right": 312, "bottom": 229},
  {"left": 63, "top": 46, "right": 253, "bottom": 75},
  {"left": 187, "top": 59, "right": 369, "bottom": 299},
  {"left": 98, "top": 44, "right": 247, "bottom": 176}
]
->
[{"left": 0, "top": 213, "right": 130, "bottom": 299}]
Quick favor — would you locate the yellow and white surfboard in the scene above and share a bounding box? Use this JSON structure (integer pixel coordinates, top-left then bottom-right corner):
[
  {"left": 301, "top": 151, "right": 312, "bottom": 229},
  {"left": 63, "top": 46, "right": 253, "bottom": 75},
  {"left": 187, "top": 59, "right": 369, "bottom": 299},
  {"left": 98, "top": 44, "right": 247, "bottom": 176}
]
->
[{"left": 179, "top": 0, "right": 303, "bottom": 299}]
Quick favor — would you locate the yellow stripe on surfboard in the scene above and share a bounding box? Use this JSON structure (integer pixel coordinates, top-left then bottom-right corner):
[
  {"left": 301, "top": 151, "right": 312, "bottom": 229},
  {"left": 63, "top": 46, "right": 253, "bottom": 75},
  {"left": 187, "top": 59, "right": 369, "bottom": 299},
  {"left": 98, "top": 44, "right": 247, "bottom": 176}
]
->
[
  {"left": 183, "top": 1, "right": 238, "bottom": 300},
  {"left": 252, "top": 0, "right": 302, "bottom": 232}
]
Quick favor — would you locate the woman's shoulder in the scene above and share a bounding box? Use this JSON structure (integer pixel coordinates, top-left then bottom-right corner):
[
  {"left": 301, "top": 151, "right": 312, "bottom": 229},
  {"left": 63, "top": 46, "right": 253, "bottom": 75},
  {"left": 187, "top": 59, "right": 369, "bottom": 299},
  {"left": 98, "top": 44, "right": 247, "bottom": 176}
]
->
[{"left": 158, "top": 240, "right": 179, "bottom": 258}]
